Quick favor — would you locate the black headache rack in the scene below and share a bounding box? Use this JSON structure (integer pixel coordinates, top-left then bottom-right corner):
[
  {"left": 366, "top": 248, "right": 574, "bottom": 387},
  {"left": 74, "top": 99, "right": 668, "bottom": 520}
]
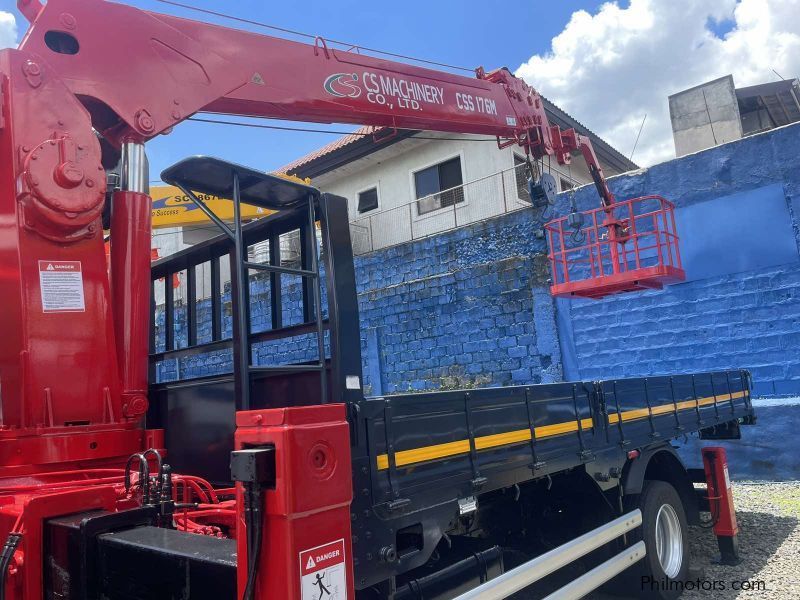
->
[
  {"left": 146, "top": 157, "right": 756, "bottom": 591},
  {"left": 147, "top": 157, "right": 363, "bottom": 484}
]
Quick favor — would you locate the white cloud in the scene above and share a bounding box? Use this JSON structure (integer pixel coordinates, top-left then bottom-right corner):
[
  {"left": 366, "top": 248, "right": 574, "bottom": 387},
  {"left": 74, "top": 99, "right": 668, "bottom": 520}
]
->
[
  {"left": 515, "top": 0, "right": 800, "bottom": 167},
  {"left": 0, "top": 12, "right": 17, "bottom": 50}
]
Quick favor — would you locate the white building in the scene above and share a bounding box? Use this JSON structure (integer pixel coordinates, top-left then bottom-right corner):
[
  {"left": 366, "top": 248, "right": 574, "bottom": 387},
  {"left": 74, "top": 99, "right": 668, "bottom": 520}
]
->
[
  {"left": 669, "top": 75, "right": 800, "bottom": 157},
  {"left": 278, "top": 98, "right": 637, "bottom": 254}
]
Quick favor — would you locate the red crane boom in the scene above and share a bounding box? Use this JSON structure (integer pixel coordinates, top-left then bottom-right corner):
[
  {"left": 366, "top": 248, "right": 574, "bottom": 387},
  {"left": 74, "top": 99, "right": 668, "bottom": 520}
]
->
[{"left": 17, "top": 0, "right": 613, "bottom": 189}]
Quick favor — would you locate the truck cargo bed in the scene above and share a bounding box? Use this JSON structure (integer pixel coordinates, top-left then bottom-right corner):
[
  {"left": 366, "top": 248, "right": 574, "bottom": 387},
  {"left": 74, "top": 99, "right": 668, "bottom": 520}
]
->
[
  {"left": 361, "top": 370, "right": 753, "bottom": 509},
  {"left": 348, "top": 369, "right": 754, "bottom": 586}
]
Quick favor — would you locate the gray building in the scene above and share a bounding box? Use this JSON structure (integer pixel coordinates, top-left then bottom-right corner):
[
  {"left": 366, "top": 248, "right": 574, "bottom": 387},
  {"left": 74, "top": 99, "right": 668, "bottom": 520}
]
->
[{"left": 669, "top": 74, "right": 800, "bottom": 157}]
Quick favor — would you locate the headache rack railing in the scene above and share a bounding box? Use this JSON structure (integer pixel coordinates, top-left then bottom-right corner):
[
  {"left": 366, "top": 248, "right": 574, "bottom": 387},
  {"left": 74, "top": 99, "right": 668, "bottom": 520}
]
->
[{"left": 150, "top": 157, "right": 328, "bottom": 410}]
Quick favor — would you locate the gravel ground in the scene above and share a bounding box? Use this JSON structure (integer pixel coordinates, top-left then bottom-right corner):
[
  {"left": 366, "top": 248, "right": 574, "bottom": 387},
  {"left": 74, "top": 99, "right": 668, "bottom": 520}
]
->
[
  {"left": 512, "top": 481, "right": 800, "bottom": 599},
  {"left": 681, "top": 481, "right": 800, "bottom": 600}
]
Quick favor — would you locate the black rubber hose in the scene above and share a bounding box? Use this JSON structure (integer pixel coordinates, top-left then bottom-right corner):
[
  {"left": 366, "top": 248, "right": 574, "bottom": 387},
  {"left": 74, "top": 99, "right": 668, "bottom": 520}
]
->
[
  {"left": 243, "top": 485, "right": 265, "bottom": 600},
  {"left": 0, "top": 532, "right": 22, "bottom": 600}
]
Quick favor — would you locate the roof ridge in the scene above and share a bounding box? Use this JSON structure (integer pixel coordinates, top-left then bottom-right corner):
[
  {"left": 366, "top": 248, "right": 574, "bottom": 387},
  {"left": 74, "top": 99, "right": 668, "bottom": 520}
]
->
[{"left": 277, "top": 125, "right": 381, "bottom": 175}]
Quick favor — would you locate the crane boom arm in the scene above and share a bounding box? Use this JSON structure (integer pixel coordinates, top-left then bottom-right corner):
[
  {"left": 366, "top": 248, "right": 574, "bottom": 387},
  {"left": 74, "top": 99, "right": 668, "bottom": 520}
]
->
[{"left": 17, "top": 0, "right": 613, "bottom": 204}]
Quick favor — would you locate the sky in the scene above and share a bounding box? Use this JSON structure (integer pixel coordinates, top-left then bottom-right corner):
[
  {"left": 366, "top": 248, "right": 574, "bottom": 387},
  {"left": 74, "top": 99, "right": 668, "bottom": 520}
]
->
[{"left": 1, "top": 0, "right": 799, "bottom": 180}]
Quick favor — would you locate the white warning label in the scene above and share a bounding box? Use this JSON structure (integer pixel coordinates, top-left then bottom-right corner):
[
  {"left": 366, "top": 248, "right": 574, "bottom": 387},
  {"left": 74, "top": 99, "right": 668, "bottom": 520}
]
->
[
  {"left": 299, "top": 538, "right": 348, "bottom": 600},
  {"left": 38, "top": 261, "right": 85, "bottom": 313}
]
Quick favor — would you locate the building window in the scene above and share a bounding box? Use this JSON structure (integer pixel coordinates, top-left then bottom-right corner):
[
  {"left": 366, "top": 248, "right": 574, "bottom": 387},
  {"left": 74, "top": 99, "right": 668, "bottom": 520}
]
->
[
  {"left": 560, "top": 178, "right": 576, "bottom": 192},
  {"left": 514, "top": 154, "right": 530, "bottom": 202},
  {"left": 357, "top": 187, "right": 379, "bottom": 213},
  {"left": 414, "top": 157, "right": 464, "bottom": 215}
]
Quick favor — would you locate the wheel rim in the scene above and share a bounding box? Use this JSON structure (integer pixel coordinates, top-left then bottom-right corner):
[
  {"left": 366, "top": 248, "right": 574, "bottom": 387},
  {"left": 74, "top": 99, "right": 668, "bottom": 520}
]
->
[{"left": 654, "top": 503, "right": 683, "bottom": 578}]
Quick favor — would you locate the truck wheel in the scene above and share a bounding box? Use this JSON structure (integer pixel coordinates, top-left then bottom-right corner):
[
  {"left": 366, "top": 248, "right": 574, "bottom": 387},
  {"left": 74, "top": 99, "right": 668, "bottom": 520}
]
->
[{"left": 630, "top": 480, "right": 691, "bottom": 599}]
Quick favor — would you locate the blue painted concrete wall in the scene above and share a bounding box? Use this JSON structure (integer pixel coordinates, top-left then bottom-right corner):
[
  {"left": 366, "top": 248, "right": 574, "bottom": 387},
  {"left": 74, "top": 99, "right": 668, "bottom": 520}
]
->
[
  {"left": 556, "top": 123, "right": 800, "bottom": 397},
  {"left": 354, "top": 219, "right": 559, "bottom": 394},
  {"left": 675, "top": 399, "right": 800, "bottom": 481}
]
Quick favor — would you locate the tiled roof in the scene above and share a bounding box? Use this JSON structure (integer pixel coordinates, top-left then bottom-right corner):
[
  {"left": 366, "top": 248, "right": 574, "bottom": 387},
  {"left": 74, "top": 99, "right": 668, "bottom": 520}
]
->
[{"left": 277, "top": 125, "right": 380, "bottom": 175}]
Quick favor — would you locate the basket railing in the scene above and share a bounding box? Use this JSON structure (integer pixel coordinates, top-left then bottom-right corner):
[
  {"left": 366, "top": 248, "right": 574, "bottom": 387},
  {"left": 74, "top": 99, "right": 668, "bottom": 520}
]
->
[{"left": 545, "top": 195, "right": 684, "bottom": 298}]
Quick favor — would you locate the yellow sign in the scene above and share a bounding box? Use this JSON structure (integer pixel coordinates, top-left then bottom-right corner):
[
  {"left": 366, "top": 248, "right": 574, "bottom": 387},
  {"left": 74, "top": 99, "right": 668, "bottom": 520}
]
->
[{"left": 150, "top": 186, "right": 271, "bottom": 229}]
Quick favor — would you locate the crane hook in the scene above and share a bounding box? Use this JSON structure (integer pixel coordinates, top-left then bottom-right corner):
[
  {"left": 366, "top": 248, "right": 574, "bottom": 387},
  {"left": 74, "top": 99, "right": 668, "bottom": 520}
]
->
[{"left": 567, "top": 190, "right": 585, "bottom": 244}]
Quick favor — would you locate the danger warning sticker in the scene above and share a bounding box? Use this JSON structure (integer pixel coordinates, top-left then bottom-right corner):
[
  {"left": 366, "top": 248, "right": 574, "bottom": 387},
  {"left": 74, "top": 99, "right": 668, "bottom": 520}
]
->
[
  {"left": 299, "top": 539, "right": 348, "bottom": 600},
  {"left": 38, "top": 261, "right": 85, "bottom": 313}
]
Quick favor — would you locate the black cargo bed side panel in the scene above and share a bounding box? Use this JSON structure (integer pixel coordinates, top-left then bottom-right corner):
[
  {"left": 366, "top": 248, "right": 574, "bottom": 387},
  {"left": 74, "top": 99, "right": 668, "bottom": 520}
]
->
[{"left": 363, "top": 371, "right": 753, "bottom": 510}]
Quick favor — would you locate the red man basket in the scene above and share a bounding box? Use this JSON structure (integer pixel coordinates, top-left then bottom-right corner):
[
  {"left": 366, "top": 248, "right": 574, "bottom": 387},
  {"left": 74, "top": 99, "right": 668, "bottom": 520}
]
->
[{"left": 545, "top": 195, "right": 685, "bottom": 299}]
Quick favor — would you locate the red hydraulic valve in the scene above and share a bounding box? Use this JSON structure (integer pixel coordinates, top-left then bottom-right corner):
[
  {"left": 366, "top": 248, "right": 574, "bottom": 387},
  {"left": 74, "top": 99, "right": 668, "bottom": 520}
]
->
[{"left": 701, "top": 447, "right": 740, "bottom": 565}]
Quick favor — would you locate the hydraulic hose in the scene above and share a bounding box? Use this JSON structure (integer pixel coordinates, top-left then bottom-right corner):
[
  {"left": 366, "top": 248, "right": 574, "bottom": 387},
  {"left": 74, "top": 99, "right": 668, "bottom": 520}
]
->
[
  {"left": 0, "top": 532, "right": 22, "bottom": 600},
  {"left": 230, "top": 447, "right": 274, "bottom": 600},
  {"left": 243, "top": 484, "right": 265, "bottom": 600}
]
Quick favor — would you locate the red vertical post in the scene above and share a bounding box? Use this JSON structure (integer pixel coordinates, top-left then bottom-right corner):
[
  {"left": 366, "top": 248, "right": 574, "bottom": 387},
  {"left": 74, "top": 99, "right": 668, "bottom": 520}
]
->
[
  {"left": 702, "top": 447, "right": 741, "bottom": 565},
  {"left": 235, "top": 404, "right": 355, "bottom": 600},
  {"left": 110, "top": 189, "right": 152, "bottom": 420}
]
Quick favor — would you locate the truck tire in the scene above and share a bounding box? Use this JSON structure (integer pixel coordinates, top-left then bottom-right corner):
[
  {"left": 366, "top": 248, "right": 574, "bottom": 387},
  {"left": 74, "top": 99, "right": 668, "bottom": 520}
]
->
[{"left": 628, "top": 480, "right": 691, "bottom": 599}]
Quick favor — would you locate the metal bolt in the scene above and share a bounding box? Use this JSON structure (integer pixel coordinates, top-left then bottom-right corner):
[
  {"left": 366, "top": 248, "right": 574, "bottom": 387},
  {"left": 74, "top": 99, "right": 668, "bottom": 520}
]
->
[
  {"left": 135, "top": 110, "right": 155, "bottom": 133},
  {"left": 23, "top": 61, "right": 40, "bottom": 76},
  {"left": 59, "top": 12, "right": 77, "bottom": 29},
  {"left": 85, "top": 179, "right": 94, "bottom": 188},
  {"left": 379, "top": 546, "right": 397, "bottom": 563}
]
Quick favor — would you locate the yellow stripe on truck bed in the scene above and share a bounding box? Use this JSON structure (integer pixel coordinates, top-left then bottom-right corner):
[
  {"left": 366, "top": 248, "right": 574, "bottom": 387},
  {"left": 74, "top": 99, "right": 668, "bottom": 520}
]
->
[{"left": 375, "top": 390, "right": 748, "bottom": 471}]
